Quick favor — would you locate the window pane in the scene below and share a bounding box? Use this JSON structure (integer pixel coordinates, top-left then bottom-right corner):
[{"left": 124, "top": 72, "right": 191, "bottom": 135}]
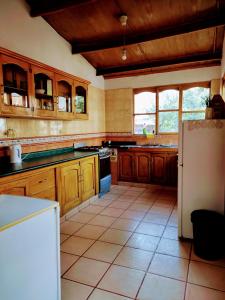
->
[
  {"left": 159, "top": 89, "right": 179, "bottom": 110},
  {"left": 182, "top": 87, "right": 209, "bottom": 111},
  {"left": 134, "top": 115, "right": 156, "bottom": 134},
  {"left": 134, "top": 92, "right": 156, "bottom": 113},
  {"left": 182, "top": 112, "right": 205, "bottom": 121},
  {"left": 158, "top": 111, "right": 178, "bottom": 133}
]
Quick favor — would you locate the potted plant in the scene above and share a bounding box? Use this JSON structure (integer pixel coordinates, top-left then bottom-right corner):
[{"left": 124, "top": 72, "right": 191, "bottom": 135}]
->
[{"left": 202, "top": 96, "right": 213, "bottom": 119}]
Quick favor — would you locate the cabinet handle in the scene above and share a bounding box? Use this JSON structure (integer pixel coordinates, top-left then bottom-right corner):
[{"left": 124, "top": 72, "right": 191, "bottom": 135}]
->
[
  {"left": 0, "top": 85, "right": 4, "bottom": 96},
  {"left": 38, "top": 179, "right": 47, "bottom": 184}
]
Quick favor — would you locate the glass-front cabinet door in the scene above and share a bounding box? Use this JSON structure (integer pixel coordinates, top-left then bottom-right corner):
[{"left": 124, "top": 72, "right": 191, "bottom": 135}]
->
[
  {"left": 55, "top": 74, "right": 74, "bottom": 120},
  {"left": 0, "top": 54, "right": 32, "bottom": 117},
  {"left": 74, "top": 81, "right": 88, "bottom": 119},
  {"left": 31, "top": 65, "right": 56, "bottom": 119}
]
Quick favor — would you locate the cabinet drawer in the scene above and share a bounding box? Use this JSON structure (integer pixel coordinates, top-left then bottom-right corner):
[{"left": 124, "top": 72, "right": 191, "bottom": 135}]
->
[
  {"left": 31, "top": 187, "right": 56, "bottom": 201},
  {"left": 28, "top": 169, "right": 55, "bottom": 195}
]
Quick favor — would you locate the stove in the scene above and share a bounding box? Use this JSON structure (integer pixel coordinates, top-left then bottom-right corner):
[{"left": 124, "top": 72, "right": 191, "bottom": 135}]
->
[{"left": 77, "top": 146, "right": 111, "bottom": 197}]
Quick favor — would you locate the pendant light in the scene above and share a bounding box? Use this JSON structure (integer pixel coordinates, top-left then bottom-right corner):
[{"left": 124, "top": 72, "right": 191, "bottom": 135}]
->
[{"left": 119, "top": 14, "right": 128, "bottom": 61}]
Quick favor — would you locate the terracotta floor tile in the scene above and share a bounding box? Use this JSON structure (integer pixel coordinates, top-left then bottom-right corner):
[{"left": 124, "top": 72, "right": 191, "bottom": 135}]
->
[
  {"left": 137, "top": 273, "right": 185, "bottom": 300},
  {"left": 143, "top": 212, "right": 169, "bottom": 225},
  {"left": 167, "top": 214, "right": 178, "bottom": 227},
  {"left": 98, "top": 265, "right": 145, "bottom": 298},
  {"left": 127, "top": 233, "right": 160, "bottom": 252},
  {"left": 99, "top": 228, "right": 132, "bottom": 245},
  {"left": 88, "top": 215, "right": 117, "bottom": 227},
  {"left": 150, "top": 205, "right": 172, "bottom": 215},
  {"left": 154, "top": 199, "right": 176, "bottom": 207},
  {"left": 61, "top": 278, "right": 93, "bottom": 300},
  {"left": 117, "top": 195, "right": 137, "bottom": 202},
  {"left": 188, "top": 261, "right": 225, "bottom": 291},
  {"left": 63, "top": 257, "right": 110, "bottom": 287},
  {"left": 120, "top": 210, "right": 146, "bottom": 221},
  {"left": 91, "top": 198, "right": 113, "bottom": 207},
  {"left": 102, "top": 193, "right": 120, "bottom": 200},
  {"left": 60, "top": 221, "right": 84, "bottom": 235},
  {"left": 149, "top": 253, "right": 189, "bottom": 281},
  {"left": 109, "top": 201, "right": 132, "bottom": 209},
  {"left": 190, "top": 248, "right": 225, "bottom": 268},
  {"left": 111, "top": 218, "right": 139, "bottom": 232},
  {"left": 81, "top": 205, "right": 104, "bottom": 215},
  {"left": 185, "top": 283, "right": 225, "bottom": 300},
  {"left": 60, "top": 233, "right": 69, "bottom": 244},
  {"left": 135, "top": 222, "right": 165, "bottom": 237},
  {"left": 69, "top": 212, "right": 96, "bottom": 224},
  {"left": 89, "top": 289, "right": 130, "bottom": 300},
  {"left": 84, "top": 241, "right": 122, "bottom": 263},
  {"left": 129, "top": 203, "right": 151, "bottom": 212},
  {"left": 74, "top": 224, "right": 107, "bottom": 240},
  {"left": 114, "top": 246, "right": 153, "bottom": 271},
  {"left": 61, "top": 236, "right": 95, "bottom": 256},
  {"left": 156, "top": 238, "right": 191, "bottom": 259},
  {"left": 123, "top": 190, "right": 142, "bottom": 197},
  {"left": 163, "top": 226, "right": 179, "bottom": 240},
  {"left": 100, "top": 207, "right": 125, "bottom": 218},
  {"left": 61, "top": 252, "right": 79, "bottom": 275}
]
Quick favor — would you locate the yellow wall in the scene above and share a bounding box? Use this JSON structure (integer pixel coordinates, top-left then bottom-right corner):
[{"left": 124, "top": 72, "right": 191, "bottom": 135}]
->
[
  {"left": 105, "top": 88, "right": 133, "bottom": 133},
  {"left": 0, "top": 86, "right": 105, "bottom": 139}
]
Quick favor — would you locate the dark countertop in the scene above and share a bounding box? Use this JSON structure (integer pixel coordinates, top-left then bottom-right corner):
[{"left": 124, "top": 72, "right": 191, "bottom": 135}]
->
[{"left": 0, "top": 150, "right": 98, "bottom": 178}]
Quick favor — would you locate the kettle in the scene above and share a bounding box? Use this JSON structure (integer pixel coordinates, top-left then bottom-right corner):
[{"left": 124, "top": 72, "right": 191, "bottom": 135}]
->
[{"left": 9, "top": 144, "right": 22, "bottom": 163}]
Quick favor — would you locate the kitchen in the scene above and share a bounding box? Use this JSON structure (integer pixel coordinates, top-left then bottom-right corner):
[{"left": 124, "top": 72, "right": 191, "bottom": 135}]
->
[{"left": 0, "top": 0, "right": 225, "bottom": 300}]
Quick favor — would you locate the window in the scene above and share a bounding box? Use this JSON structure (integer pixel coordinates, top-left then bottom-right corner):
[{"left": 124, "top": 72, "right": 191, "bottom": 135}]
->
[
  {"left": 182, "top": 87, "right": 209, "bottom": 121},
  {"left": 133, "top": 82, "right": 210, "bottom": 134},
  {"left": 134, "top": 91, "right": 156, "bottom": 134},
  {"left": 158, "top": 89, "right": 179, "bottom": 133}
]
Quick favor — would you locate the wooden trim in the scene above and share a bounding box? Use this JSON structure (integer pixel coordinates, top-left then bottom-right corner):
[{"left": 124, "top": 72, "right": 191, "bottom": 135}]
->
[
  {"left": 29, "top": 0, "right": 98, "bottom": 17},
  {"left": 104, "top": 61, "right": 221, "bottom": 79},
  {"left": 96, "top": 52, "right": 222, "bottom": 76},
  {"left": 72, "top": 16, "right": 225, "bottom": 54},
  {"left": 0, "top": 47, "right": 90, "bottom": 85}
]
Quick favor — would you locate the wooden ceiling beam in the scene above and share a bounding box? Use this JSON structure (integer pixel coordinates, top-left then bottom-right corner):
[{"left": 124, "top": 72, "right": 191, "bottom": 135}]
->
[
  {"left": 96, "top": 52, "right": 222, "bottom": 76},
  {"left": 28, "top": 0, "right": 97, "bottom": 17},
  {"left": 72, "top": 14, "right": 225, "bottom": 54}
]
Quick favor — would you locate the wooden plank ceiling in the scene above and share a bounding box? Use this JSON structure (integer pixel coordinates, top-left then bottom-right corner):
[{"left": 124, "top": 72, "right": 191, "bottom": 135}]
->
[{"left": 27, "top": 0, "right": 225, "bottom": 78}]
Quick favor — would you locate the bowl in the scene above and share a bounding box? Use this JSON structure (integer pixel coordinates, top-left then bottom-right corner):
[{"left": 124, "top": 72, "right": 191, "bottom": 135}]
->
[{"left": 35, "top": 88, "right": 45, "bottom": 95}]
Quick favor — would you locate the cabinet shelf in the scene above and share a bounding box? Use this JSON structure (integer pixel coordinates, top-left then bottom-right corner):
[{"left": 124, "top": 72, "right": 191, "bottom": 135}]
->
[{"left": 4, "top": 86, "right": 28, "bottom": 94}]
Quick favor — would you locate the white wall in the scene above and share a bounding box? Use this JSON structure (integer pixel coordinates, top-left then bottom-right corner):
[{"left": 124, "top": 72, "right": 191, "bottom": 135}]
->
[
  {"left": 105, "top": 66, "right": 221, "bottom": 90},
  {"left": 0, "top": 0, "right": 104, "bottom": 89}
]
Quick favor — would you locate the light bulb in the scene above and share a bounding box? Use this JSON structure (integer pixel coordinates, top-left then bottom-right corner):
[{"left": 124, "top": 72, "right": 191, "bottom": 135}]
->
[{"left": 121, "top": 49, "right": 127, "bottom": 61}]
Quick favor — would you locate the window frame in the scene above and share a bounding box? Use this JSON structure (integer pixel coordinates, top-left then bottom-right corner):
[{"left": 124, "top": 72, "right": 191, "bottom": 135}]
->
[{"left": 133, "top": 81, "right": 210, "bottom": 135}]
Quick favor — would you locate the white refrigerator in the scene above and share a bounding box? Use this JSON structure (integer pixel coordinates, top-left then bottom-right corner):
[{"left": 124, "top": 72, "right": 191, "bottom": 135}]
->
[
  {"left": 178, "top": 120, "right": 225, "bottom": 239},
  {"left": 0, "top": 195, "right": 61, "bottom": 300}
]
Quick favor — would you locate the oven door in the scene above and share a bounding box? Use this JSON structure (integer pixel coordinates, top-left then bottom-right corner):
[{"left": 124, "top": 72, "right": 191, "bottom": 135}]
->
[{"left": 99, "top": 155, "right": 111, "bottom": 179}]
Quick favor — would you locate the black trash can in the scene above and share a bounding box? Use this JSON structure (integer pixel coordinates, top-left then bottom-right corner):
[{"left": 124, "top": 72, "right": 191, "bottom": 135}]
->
[{"left": 191, "top": 210, "right": 225, "bottom": 260}]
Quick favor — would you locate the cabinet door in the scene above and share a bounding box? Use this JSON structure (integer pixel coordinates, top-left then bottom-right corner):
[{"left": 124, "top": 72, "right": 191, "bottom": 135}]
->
[
  {"left": 118, "top": 152, "right": 135, "bottom": 181},
  {"left": 135, "top": 152, "right": 151, "bottom": 183},
  {"left": 80, "top": 157, "right": 96, "bottom": 201},
  {"left": 151, "top": 153, "right": 167, "bottom": 184},
  {"left": 0, "top": 54, "right": 32, "bottom": 117},
  {"left": 0, "top": 179, "right": 28, "bottom": 196},
  {"left": 31, "top": 65, "right": 57, "bottom": 119},
  {"left": 57, "top": 162, "right": 81, "bottom": 215},
  {"left": 74, "top": 81, "right": 88, "bottom": 119},
  {"left": 55, "top": 73, "right": 74, "bottom": 120},
  {"left": 166, "top": 154, "right": 178, "bottom": 186}
]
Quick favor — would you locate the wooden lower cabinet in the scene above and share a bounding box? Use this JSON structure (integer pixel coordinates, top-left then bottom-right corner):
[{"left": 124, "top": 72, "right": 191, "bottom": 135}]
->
[
  {"left": 56, "top": 155, "right": 99, "bottom": 215},
  {"left": 0, "top": 179, "right": 28, "bottom": 196},
  {"left": 135, "top": 152, "right": 151, "bottom": 183},
  {"left": 57, "top": 162, "right": 81, "bottom": 215},
  {"left": 151, "top": 153, "right": 167, "bottom": 185},
  {"left": 0, "top": 154, "right": 99, "bottom": 216},
  {"left": 118, "top": 150, "right": 177, "bottom": 186},
  {"left": 118, "top": 152, "right": 136, "bottom": 181}
]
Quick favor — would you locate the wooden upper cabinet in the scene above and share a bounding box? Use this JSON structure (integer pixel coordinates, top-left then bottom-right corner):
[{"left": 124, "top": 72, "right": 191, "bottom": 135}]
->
[
  {"left": 0, "top": 54, "right": 32, "bottom": 117},
  {"left": 135, "top": 152, "right": 151, "bottom": 183},
  {"left": 74, "top": 81, "right": 88, "bottom": 119},
  {"left": 31, "top": 65, "right": 57, "bottom": 119},
  {"left": 55, "top": 73, "right": 74, "bottom": 120}
]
